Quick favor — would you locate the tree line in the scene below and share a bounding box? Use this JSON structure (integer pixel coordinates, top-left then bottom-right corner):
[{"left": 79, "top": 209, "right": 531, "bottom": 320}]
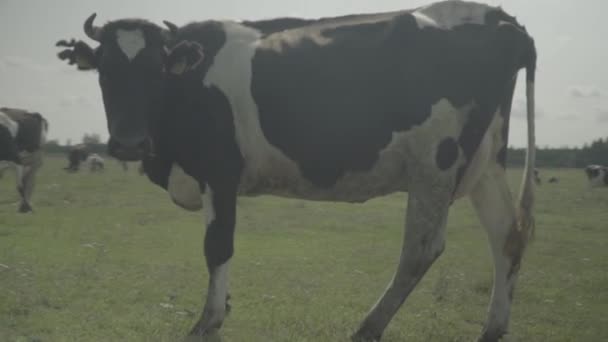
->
[
  {"left": 44, "top": 133, "right": 107, "bottom": 155},
  {"left": 43, "top": 134, "right": 607, "bottom": 169},
  {"left": 507, "top": 137, "right": 608, "bottom": 168}
]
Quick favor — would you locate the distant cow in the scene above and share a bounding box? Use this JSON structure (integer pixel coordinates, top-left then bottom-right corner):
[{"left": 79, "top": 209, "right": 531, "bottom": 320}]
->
[
  {"left": 548, "top": 177, "right": 559, "bottom": 184},
  {"left": 64, "top": 144, "right": 89, "bottom": 172},
  {"left": 57, "top": 2, "right": 537, "bottom": 341},
  {"left": 0, "top": 107, "right": 48, "bottom": 212},
  {"left": 585, "top": 165, "right": 607, "bottom": 188},
  {"left": 86, "top": 153, "right": 105, "bottom": 172},
  {"left": 534, "top": 168, "right": 541, "bottom": 185}
]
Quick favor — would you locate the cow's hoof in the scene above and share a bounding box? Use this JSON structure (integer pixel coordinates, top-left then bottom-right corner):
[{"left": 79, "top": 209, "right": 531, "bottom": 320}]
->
[
  {"left": 183, "top": 331, "right": 222, "bottom": 342},
  {"left": 18, "top": 203, "right": 32, "bottom": 213},
  {"left": 188, "top": 316, "right": 224, "bottom": 338},
  {"left": 477, "top": 328, "right": 507, "bottom": 342},
  {"left": 351, "top": 328, "right": 382, "bottom": 342}
]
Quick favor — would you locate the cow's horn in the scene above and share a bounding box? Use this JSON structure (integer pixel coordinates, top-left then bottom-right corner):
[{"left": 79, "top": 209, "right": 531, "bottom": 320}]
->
[
  {"left": 84, "top": 13, "right": 102, "bottom": 41},
  {"left": 163, "top": 20, "right": 178, "bottom": 34},
  {"left": 161, "top": 20, "right": 178, "bottom": 42}
]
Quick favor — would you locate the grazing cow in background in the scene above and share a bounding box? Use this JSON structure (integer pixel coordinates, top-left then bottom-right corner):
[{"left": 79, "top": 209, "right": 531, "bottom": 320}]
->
[
  {"left": 86, "top": 153, "right": 105, "bottom": 172},
  {"left": 64, "top": 144, "right": 89, "bottom": 172},
  {"left": 548, "top": 176, "right": 559, "bottom": 184},
  {"left": 56, "top": 1, "right": 537, "bottom": 340},
  {"left": 585, "top": 164, "right": 608, "bottom": 188},
  {"left": 0, "top": 107, "right": 48, "bottom": 213}
]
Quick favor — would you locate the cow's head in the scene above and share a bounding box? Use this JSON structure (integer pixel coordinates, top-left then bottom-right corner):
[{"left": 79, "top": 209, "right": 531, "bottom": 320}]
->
[{"left": 56, "top": 14, "right": 205, "bottom": 161}]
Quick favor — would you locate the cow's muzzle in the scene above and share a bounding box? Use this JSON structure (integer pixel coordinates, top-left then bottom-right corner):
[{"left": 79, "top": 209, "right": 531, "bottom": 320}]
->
[{"left": 108, "top": 138, "right": 152, "bottom": 161}]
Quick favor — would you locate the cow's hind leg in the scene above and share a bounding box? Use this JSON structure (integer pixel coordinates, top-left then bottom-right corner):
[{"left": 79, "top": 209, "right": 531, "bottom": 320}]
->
[
  {"left": 470, "top": 168, "right": 527, "bottom": 341},
  {"left": 352, "top": 179, "right": 453, "bottom": 341}
]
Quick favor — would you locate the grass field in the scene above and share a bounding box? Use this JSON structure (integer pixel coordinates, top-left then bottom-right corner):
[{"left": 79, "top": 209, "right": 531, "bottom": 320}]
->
[{"left": 1, "top": 155, "right": 607, "bottom": 342}]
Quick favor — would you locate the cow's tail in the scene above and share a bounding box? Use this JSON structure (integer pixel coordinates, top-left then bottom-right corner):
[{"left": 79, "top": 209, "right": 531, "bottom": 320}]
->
[{"left": 517, "top": 40, "right": 537, "bottom": 244}]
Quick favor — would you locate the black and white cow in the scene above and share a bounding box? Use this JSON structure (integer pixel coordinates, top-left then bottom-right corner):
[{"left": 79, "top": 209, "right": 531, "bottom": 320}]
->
[
  {"left": 56, "top": 1, "right": 537, "bottom": 340},
  {"left": 584, "top": 164, "right": 608, "bottom": 188},
  {"left": 85, "top": 153, "right": 105, "bottom": 172},
  {"left": 64, "top": 144, "right": 89, "bottom": 172},
  {"left": 0, "top": 107, "right": 48, "bottom": 213},
  {"left": 534, "top": 167, "right": 541, "bottom": 185}
]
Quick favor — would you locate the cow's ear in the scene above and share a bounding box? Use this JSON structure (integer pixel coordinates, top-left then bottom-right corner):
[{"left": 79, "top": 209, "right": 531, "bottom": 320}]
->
[
  {"left": 165, "top": 41, "right": 205, "bottom": 75},
  {"left": 56, "top": 39, "right": 98, "bottom": 70}
]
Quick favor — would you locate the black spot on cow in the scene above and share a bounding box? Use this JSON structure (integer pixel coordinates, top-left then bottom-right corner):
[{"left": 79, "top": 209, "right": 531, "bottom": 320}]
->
[{"left": 436, "top": 137, "right": 459, "bottom": 170}]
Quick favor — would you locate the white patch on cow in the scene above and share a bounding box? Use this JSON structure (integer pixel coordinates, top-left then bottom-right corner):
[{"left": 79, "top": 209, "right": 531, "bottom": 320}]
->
[
  {"left": 454, "top": 110, "right": 504, "bottom": 199},
  {"left": 85, "top": 153, "right": 103, "bottom": 164},
  {"left": 0, "top": 111, "right": 19, "bottom": 137},
  {"left": 167, "top": 164, "right": 202, "bottom": 210},
  {"left": 116, "top": 29, "right": 146, "bottom": 61},
  {"left": 470, "top": 165, "right": 518, "bottom": 335},
  {"left": 203, "top": 22, "right": 305, "bottom": 185},
  {"left": 205, "top": 261, "right": 229, "bottom": 323},
  {"left": 262, "top": 28, "right": 332, "bottom": 53},
  {"left": 413, "top": 0, "right": 495, "bottom": 29},
  {"left": 85, "top": 153, "right": 104, "bottom": 172}
]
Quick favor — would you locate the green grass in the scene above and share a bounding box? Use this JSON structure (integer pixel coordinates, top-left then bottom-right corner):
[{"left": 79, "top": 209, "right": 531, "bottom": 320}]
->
[{"left": 1, "top": 156, "right": 607, "bottom": 342}]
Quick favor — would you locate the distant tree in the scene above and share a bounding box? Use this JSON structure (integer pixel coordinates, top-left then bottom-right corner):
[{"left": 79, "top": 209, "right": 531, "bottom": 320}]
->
[
  {"left": 43, "top": 139, "right": 63, "bottom": 154},
  {"left": 507, "top": 136, "right": 608, "bottom": 168},
  {"left": 82, "top": 133, "right": 102, "bottom": 145}
]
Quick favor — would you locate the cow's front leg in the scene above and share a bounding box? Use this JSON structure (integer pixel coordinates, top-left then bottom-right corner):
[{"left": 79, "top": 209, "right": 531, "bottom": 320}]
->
[
  {"left": 13, "top": 164, "right": 32, "bottom": 213},
  {"left": 189, "top": 183, "right": 236, "bottom": 337},
  {"left": 16, "top": 153, "right": 43, "bottom": 213}
]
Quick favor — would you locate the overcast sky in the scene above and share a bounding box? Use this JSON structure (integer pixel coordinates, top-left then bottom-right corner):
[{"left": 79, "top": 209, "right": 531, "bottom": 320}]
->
[{"left": 1, "top": 0, "right": 606, "bottom": 148}]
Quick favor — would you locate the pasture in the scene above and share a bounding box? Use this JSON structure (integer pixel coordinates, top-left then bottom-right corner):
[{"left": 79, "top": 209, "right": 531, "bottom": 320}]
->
[{"left": 1, "top": 155, "right": 607, "bottom": 342}]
